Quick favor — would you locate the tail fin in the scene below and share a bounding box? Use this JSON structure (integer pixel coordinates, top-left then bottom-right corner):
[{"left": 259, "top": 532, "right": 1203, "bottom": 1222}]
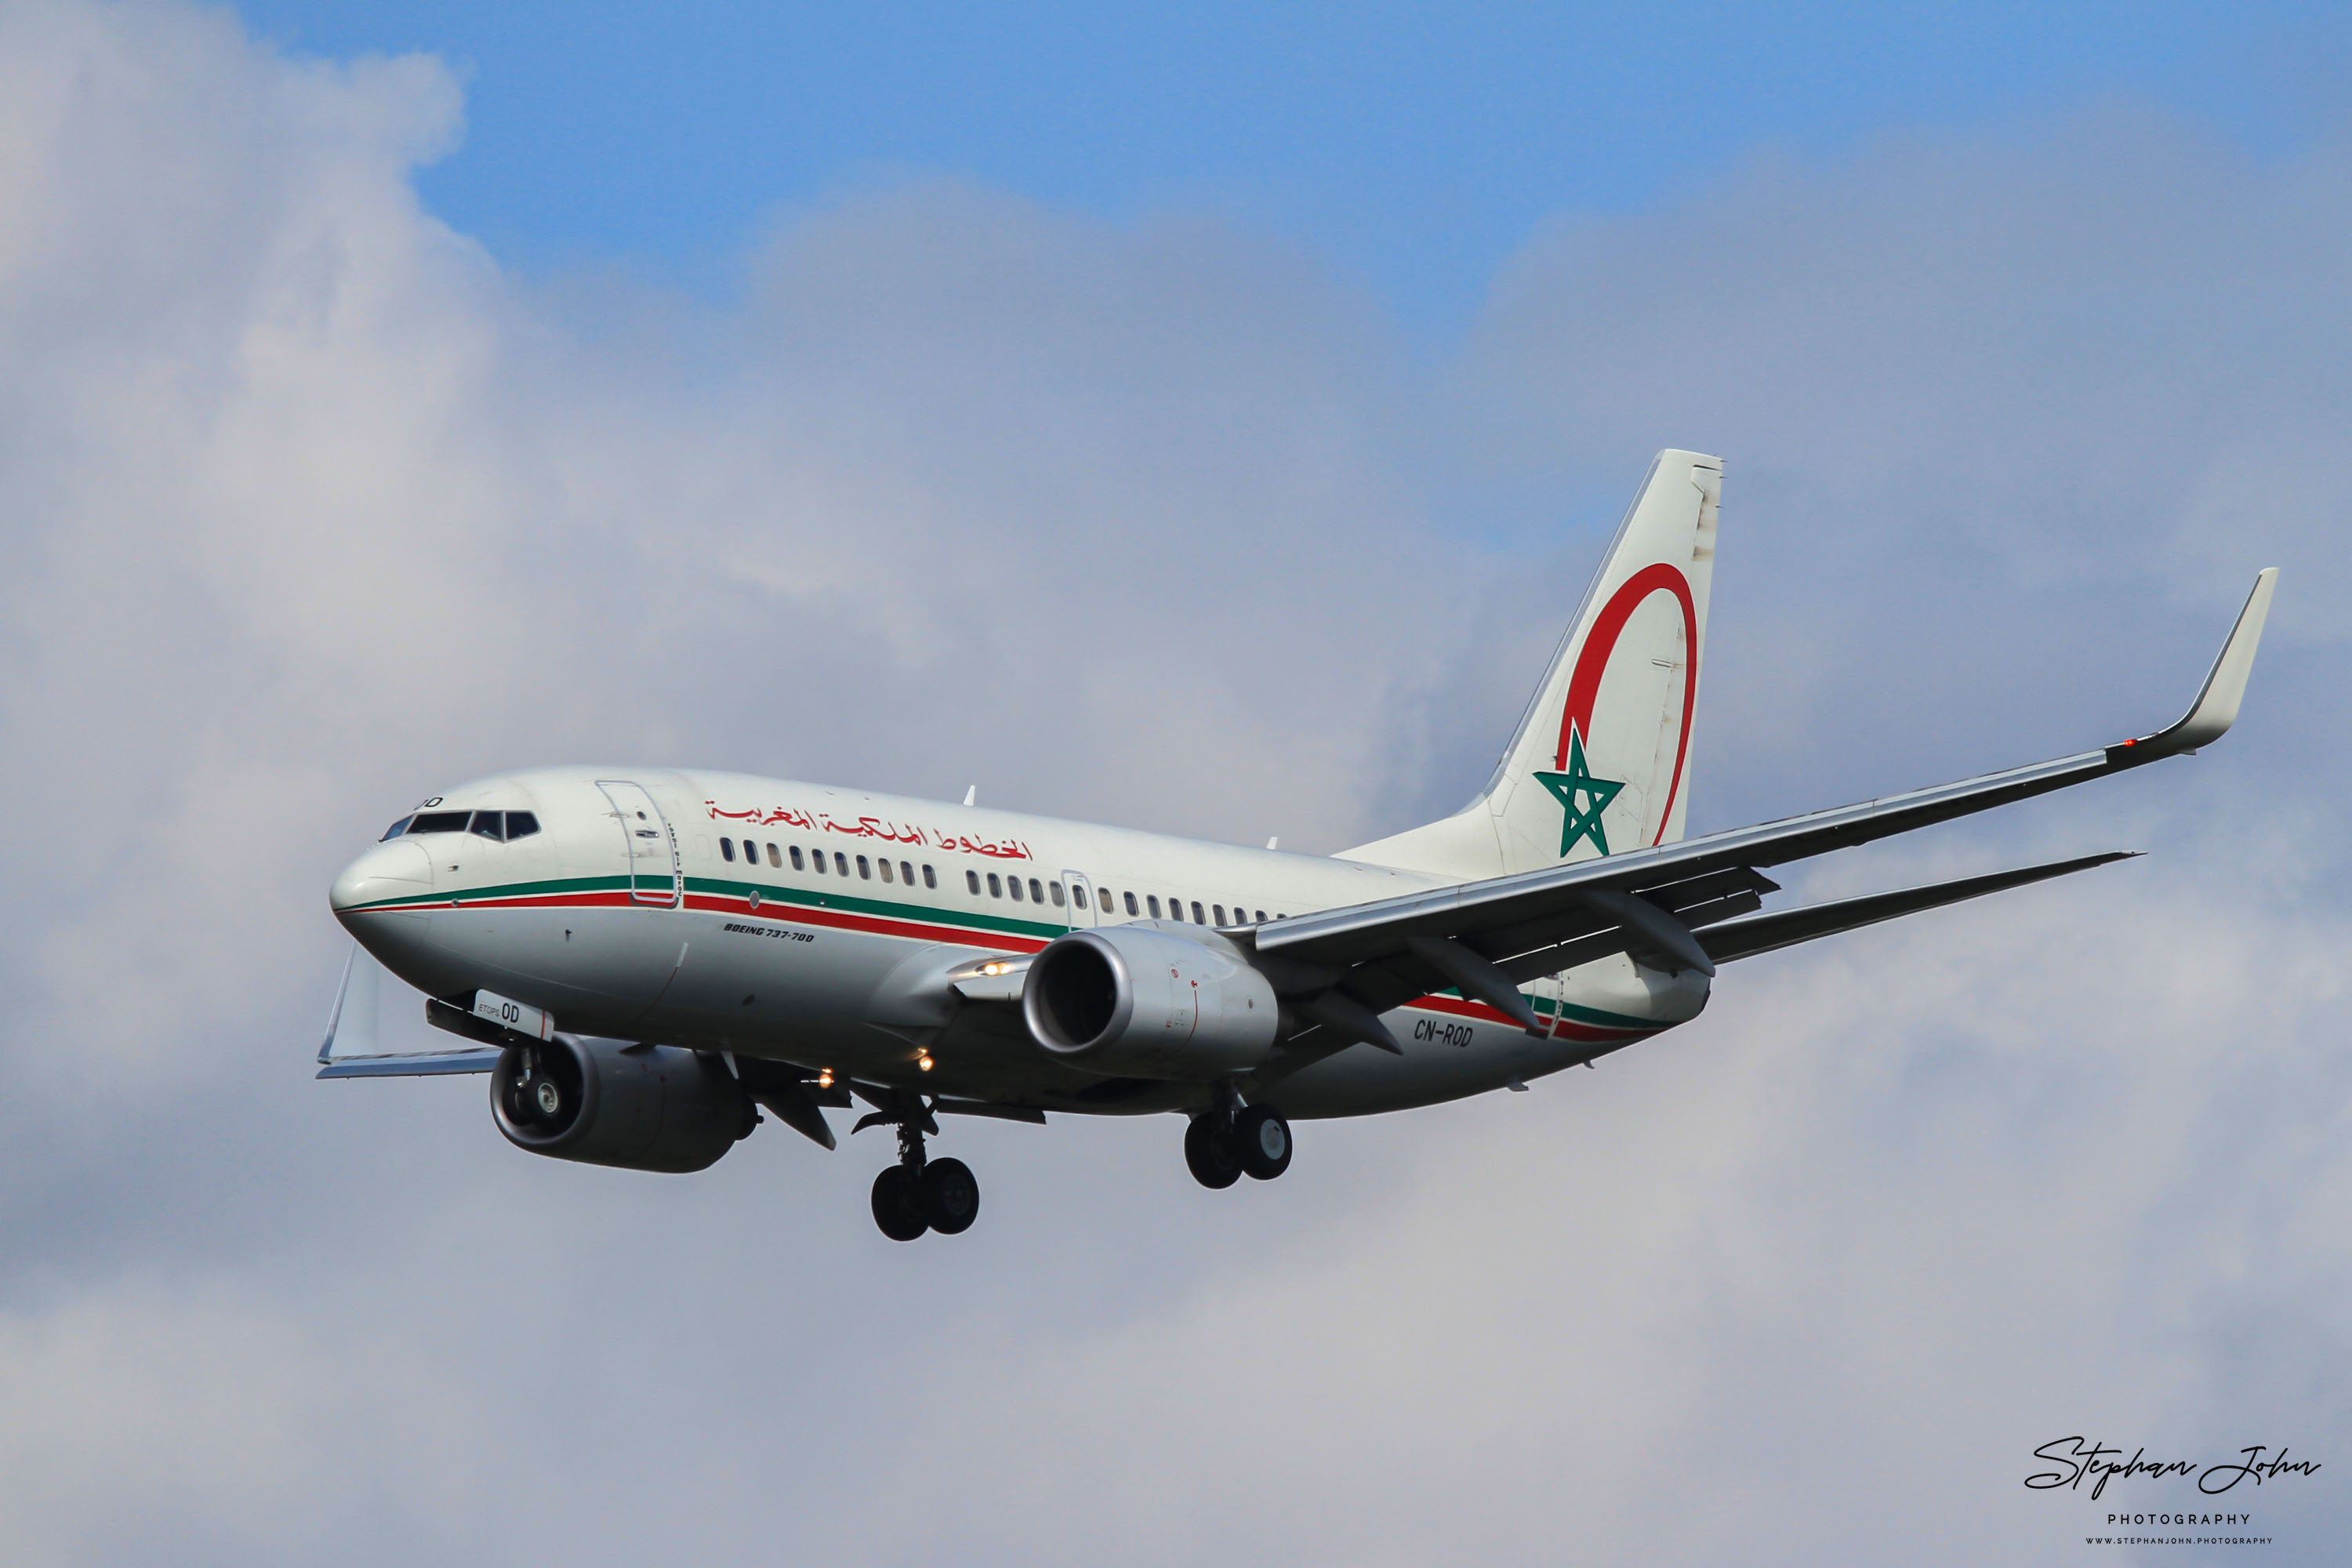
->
[{"left": 1342, "top": 449, "right": 1721, "bottom": 878}]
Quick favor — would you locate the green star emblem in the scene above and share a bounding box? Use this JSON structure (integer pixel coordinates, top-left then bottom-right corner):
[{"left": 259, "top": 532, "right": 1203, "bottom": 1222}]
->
[{"left": 1533, "top": 725, "right": 1624, "bottom": 858}]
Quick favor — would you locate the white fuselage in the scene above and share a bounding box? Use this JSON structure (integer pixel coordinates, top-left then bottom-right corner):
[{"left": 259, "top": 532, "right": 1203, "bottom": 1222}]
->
[{"left": 331, "top": 768, "right": 1707, "bottom": 1119}]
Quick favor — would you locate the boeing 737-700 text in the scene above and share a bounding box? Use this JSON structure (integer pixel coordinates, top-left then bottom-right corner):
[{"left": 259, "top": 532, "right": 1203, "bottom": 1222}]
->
[{"left": 321, "top": 451, "right": 2277, "bottom": 1240}]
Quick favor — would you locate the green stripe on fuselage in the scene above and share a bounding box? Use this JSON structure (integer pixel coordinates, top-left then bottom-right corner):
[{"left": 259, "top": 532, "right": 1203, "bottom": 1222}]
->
[
  {"left": 1428, "top": 986, "right": 1664, "bottom": 1032},
  {"left": 339, "top": 873, "right": 637, "bottom": 913}
]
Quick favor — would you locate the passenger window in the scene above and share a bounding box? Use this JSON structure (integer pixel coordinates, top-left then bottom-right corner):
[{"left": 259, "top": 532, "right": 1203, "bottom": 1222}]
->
[
  {"left": 789, "top": 845, "right": 804, "bottom": 869},
  {"left": 1029, "top": 878, "right": 1044, "bottom": 902},
  {"left": 967, "top": 869, "right": 981, "bottom": 894},
  {"left": 1191, "top": 902, "right": 1204, "bottom": 924},
  {"left": 1125, "top": 891, "right": 1138, "bottom": 916},
  {"left": 1254, "top": 909, "right": 1266, "bottom": 924},
  {"left": 720, "top": 837, "right": 736, "bottom": 862},
  {"left": 900, "top": 861, "right": 914, "bottom": 885},
  {"left": 1072, "top": 885, "right": 1087, "bottom": 909},
  {"left": 1147, "top": 895, "right": 1161, "bottom": 918},
  {"left": 380, "top": 816, "right": 412, "bottom": 841},
  {"left": 505, "top": 811, "right": 539, "bottom": 840},
  {"left": 1050, "top": 881, "right": 1065, "bottom": 907},
  {"left": 988, "top": 873, "right": 1002, "bottom": 898},
  {"left": 834, "top": 852, "right": 848, "bottom": 876},
  {"left": 767, "top": 843, "right": 781, "bottom": 867},
  {"left": 1009, "top": 876, "right": 1024, "bottom": 902},
  {"left": 924, "top": 865, "right": 937, "bottom": 889},
  {"left": 857, "top": 855, "right": 871, "bottom": 880},
  {"left": 810, "top": 848, "right": 825, "bottom": 873},
  {"left": 879, "top": 859, "right": 895, "bottom": 884},
  {"left": 1214, "top": 906, "right": 1226, "bottom": 925}
]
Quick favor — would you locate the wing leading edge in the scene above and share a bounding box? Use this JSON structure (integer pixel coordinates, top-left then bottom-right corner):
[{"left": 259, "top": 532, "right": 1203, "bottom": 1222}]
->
[{"left": 1254, "top": 571, "right": 2274, "bottom": 1026}]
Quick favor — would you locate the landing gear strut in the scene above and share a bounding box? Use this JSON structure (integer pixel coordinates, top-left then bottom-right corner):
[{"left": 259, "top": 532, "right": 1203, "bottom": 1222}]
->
[
  {"left": 860, "top": 1098, "right": 981, "bottom": 1241},
  {"left": 1185, "top": 1091, "right": 1290, "bottom": 1189}
]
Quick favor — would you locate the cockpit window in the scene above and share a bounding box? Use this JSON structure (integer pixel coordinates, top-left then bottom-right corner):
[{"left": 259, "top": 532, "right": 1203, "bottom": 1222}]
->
[
  {"left": 506, "top": 811, "right": 539, "bottom": 840},
  {"left": 470, "top": 811, "right": 505, "bottom": 840},
  {"left": 380, "top": 815, "right": 414, "bottom": 841},
  {"left": 407, "top": 811, "right": 472, "bottom": 834}
]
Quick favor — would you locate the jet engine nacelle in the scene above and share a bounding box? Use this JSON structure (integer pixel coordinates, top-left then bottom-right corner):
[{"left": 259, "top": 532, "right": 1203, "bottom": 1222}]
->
[
  {"left": 1022, "top": 924, "right": 1279, "bottom": 1078},
  {"left": 491, "top": 1036, "right": 757, "bottom": 1174}
]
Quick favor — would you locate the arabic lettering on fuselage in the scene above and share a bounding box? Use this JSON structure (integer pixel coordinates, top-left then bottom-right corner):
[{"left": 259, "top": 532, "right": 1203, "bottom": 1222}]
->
[{"left": 702, "top": 800, "right": 1031, "bottom": 860}]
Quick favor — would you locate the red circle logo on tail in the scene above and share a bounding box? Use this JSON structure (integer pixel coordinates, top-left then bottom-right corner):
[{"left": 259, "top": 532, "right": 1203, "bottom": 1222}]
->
[{"left": 1552, "top": 562, "right": 1699, "bottom": 851}]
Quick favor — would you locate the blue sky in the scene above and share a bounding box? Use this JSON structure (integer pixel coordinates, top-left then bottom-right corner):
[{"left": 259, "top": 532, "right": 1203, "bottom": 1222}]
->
[{"left": 235, "top": 0, "right": 2343, "bottom": 331}]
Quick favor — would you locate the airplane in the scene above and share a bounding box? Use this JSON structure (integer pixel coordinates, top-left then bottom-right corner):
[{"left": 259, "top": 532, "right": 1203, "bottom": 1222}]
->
[{"left": 321, "top": 450, "right": 2278, "bottom": 1241}]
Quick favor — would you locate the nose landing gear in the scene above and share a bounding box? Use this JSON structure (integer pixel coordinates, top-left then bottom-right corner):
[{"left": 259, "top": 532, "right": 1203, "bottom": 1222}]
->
[
  {"left": 1185, "top": 1093, "right": 1291, "bottom": 1189},
  {"left": 858, "top": 1098, "right": 982, "bottom": 1241}
]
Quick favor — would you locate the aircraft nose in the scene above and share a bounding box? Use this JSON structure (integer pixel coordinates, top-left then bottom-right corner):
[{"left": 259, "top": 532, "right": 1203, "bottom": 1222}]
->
[{"left": 331, "top": 840, "right": 434, "bottom": 918}]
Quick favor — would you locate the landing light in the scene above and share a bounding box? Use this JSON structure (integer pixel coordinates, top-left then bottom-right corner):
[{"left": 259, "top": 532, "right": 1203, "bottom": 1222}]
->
[
  {"left": 817, "top": 1069, "right": 833, "bottom": 1087},
  {"left": 979, "top": 961, "right": 1012, "bottom": 977},
  {"left": 917, "top": 1054, "right": 935, "bottom": 1073}
]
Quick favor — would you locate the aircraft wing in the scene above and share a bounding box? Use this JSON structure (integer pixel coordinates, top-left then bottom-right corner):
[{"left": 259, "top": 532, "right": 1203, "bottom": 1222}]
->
[
  {"left": 314, "top": 946, "right": 503, "bottom": 1078},
  {"left": 1251, "top": 570, "right": 2274, "bottom": 1045}
]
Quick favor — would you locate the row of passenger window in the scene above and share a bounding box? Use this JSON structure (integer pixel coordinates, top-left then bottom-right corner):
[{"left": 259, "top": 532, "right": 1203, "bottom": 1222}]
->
[
  {"left": 720, "top": 837, "right": 940, "bottom": 890},
  {"left": 717, "top": 836, "right": 1281, "bottom": 928},
  {"left": 963, "top": 868, "right": 1277, "bottom": 927},
  {"left": 383, "top": 810, "right": 541, "bottom": 842}
]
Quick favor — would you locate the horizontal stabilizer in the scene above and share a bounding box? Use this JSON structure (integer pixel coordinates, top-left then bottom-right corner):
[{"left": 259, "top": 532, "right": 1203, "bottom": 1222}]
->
[{"left": 1698, "top": 851, "right": 2137, "bottom": 965}]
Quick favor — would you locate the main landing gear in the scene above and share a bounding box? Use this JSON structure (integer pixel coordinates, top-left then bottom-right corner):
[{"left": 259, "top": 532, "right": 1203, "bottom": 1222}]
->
[
  {"left": 1185, "top": 1095, "right": 1292, "bottom": 1189},
  {"left": 860, "top": 1099, "right": 979, "bottom": 1242}
]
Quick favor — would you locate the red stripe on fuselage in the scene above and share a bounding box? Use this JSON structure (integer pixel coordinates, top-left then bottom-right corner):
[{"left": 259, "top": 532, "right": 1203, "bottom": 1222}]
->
[
  {"left": 680, "top": 892, "right": 1049, "bottom": 953},
  {"left": 1406, "top": 990, "right": 1646, "bottom": 1041}
]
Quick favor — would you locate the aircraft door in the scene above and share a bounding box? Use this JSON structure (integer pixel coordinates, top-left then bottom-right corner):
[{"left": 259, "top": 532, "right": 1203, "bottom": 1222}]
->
[
  {"left": 1062, "top": 871, "right": 1098, "bottom": 928},
  {"left": 597, "top": 780, "right": 681, "bottom": 907}
]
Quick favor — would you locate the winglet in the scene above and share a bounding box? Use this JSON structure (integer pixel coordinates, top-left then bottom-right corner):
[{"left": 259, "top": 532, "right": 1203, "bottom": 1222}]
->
[
  {"left": 2111, "top": 568, "right": 2277, "bottom": 764},
  {"left": 318, "top": 945, "right": 379, "bottom": 1064}
]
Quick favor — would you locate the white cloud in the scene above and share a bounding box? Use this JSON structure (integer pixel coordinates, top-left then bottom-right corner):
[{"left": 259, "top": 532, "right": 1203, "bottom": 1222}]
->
[{"left": 0, "top": 5, "right": 2346, "bottom": 1563}]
